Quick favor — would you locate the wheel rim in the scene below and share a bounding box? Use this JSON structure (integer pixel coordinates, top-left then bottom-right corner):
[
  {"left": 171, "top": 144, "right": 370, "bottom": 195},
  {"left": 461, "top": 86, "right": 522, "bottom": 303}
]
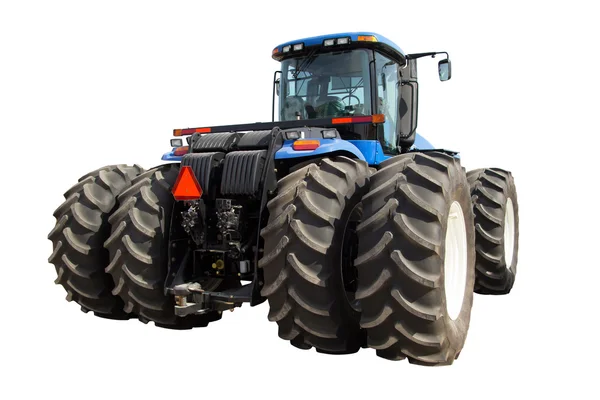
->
[
  {"left": 341, "top": 204, "right": 362, "bottom": 309},
  {"left": 504, "top": 198, "right": 515, "bottom": 269},
  {"left": 444, "top": 201, "right": 468, "bottom": 321}
]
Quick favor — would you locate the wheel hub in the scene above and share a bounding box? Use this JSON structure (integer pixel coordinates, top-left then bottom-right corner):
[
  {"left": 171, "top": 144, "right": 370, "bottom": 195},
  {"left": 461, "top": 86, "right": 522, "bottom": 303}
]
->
[
  {"left": 504, "top": 198, "right": 515, "bottom": 269},
  {"left": 444, "top": 201, "right": 468, "bottom": 321}
]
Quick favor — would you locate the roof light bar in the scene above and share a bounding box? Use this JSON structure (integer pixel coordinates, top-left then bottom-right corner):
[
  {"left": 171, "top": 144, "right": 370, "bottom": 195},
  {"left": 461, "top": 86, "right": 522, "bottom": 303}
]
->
[
  {"left": 174, "top": 127, "right": 212, "bottom": 136},
  {"left": 323, "top": 37, "right": 351, "bottom": 47}
]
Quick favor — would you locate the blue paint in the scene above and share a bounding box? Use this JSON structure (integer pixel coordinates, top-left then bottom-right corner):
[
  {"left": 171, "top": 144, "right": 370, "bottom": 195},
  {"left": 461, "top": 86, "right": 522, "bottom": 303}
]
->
[
  {"left": 347, "top": 140, "right": 390, "bottom": 166},
  {"left": 273, "top": 32, "right": 405, "bottom": 61},
  {"left": 161, "top": 149, "right": 182, "bottom": 162},
  {"left": 275, "top": 138, "right": 366, "bottom": 162},
  {"left": 412, "top": 133, "right": 435, "bottom": 150}
]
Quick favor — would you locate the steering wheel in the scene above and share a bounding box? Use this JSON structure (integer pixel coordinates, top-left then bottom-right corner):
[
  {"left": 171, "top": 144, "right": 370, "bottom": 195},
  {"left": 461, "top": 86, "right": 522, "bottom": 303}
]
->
[{"left": 341, "top": 94, "right": 361, "bottom": 106}]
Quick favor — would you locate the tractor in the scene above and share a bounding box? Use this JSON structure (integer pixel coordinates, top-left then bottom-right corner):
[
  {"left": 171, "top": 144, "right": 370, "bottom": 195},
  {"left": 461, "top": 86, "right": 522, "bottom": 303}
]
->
[{"left": 48, "top": 32, "right": 519, "bottom": 366}]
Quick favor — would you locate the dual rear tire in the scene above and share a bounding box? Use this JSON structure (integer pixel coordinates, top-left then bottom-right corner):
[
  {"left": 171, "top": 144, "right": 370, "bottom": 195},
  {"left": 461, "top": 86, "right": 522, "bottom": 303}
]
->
[
  {"left": 259, "top": 156, "right": 369, "bottom": 353},
  {"left": 354, "top": 152, "right": 476, "bottom": 365},
  {"left": 260, "top": 152, "right": 485, "bottom": 365},
  {"left": 467, "top": 168, "right": 519, "bottom": 294}
]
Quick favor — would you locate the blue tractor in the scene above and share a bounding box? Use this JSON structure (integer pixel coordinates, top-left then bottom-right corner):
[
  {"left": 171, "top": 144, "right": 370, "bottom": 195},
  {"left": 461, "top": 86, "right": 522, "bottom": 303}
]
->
[{"left": 48, "top": 32, "right": 519, "bottom": 365}]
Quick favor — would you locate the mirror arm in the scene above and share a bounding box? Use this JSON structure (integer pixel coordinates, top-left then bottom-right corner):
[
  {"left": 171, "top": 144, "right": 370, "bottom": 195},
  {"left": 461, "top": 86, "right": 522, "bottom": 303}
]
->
[
  {"left": 406, "top": 51, "right": 449, "bottom": 60},
  {"left": 272, "top": 70, "right": 282, "bottom": 122}
]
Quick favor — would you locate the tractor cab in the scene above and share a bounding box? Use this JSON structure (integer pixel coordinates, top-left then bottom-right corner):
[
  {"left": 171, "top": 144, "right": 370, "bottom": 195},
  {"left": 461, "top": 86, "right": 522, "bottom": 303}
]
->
[{"left": 272, "top": 32, "right": 451, "bottom": 153}]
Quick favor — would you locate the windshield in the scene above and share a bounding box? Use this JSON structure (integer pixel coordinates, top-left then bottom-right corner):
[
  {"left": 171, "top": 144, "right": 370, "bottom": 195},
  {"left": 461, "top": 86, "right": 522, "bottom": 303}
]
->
[{"left": 279, "top": 49, "right": 372, "bottom": 121}]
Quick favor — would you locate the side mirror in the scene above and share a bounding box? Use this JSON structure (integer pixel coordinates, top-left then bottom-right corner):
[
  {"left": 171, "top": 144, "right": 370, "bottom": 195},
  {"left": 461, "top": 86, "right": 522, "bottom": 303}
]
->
[
  {"left": 275, "top": 78, "right": 281, "bottom": 95},
  {"left": 438, "top": 59, "right": 451, "bottom": 81}
]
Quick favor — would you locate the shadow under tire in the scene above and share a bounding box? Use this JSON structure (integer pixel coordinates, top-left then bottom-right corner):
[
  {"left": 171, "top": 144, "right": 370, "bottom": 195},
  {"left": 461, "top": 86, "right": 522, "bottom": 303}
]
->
[
  {"left": 355, "top": 152, "right": 476, "bottom": 366},
  {"left": 48, "top": 164, "right": 144, "bottom": 317},
  {"left": 259, "top": 156, "right": 369, "bottom": 353},
  {"left": 104, "top": 164, "right": 221, "bottom": 328},
  {"left": 467, "top": 168, "right": 519, "bottom": 295}
]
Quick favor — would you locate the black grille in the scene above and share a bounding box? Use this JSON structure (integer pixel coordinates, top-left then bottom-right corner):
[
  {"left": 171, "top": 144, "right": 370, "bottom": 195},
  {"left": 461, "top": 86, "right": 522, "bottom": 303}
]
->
[
  {"left": 191, "top": 132, "right": 240, "bottom": 152},
  {"left": 181, "top": 152, "right": 225, "bottom": 195},
  {"left": 237, "top": 130, "right": 272, "bottom": 149},
  {"left": 220, "top": 150, "right": 267, "bottom": 196}
]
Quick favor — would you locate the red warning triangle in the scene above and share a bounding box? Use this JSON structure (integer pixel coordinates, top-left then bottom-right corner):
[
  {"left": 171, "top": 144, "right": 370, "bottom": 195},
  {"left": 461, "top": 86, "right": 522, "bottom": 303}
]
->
[{"left": 172, "top": 166, "right": 203, "bottom": 201}]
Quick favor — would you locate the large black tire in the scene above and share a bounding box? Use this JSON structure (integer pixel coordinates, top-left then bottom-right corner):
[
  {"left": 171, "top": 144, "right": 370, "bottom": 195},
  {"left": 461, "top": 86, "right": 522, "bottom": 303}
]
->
[
  {"left": 355, "top": 152, "right": 476, "bottom": 366},
  {"left": 48, "top": 164, "right": 144, "bottom": 317},
  {"left": 104, "top": 164, "right": 221, "bottom": 328},
  {"left": 467, "top": 168, "right": 519, "bottom": 294},
  {"left": 259, "top": 156, "right": 369, "bottom": 353}
]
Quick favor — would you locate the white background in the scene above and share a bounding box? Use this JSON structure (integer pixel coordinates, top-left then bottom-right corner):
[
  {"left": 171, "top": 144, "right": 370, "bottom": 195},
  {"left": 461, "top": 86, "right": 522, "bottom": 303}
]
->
[{"left": 1, "top": 0, "right": 598, "bottom": 398}]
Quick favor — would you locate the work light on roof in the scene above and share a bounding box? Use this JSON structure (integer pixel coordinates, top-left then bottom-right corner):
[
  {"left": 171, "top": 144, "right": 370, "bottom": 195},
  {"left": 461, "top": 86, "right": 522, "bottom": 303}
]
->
[
  {"left": 323, "top": 37, "right": 350, "bottom": 47},
  {"left": 293, "top": 43, "right": 304, "bottom": 51},
  {"left": 282, "top": 45, "right": 291, "bottom": 53}
]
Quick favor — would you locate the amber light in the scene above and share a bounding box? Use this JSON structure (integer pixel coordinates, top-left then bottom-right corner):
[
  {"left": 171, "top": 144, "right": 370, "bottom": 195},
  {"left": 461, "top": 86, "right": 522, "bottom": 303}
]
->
[
  {"left": 293, "top": 140, "right": 320, "bottom": 151},
  {"left": 357, "top": 35, "right": 378, "bottom": 42},
  {"left": 173, "top": 146, "right": 189, "bottom": 156},
  {"left": 372, "top": 114, "right": 385, "bottom": 123},
  {"left": 172, "top": 166, "right": 203, "bottom": 201},
  {"left": 174, "top": 127, "right": 212, "bottom": 136}
]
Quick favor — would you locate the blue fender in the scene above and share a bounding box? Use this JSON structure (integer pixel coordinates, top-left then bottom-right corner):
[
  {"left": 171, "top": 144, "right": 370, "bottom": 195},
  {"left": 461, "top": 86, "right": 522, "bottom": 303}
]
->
[
  {"left": 275, "top": 138, "right": 367, "bottom": 162},
  {"left": 412, "top": 133, "right": 435, "bottom": 150},
  {"left": 162, "top": 148, "right": 182, "bottom": 162}
]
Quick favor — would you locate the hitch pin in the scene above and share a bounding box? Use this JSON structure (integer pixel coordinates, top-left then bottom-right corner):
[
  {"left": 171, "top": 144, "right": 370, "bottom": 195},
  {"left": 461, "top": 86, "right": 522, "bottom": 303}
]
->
[{"left": 175, "top": 295, "right": 187, "bottom": 307}]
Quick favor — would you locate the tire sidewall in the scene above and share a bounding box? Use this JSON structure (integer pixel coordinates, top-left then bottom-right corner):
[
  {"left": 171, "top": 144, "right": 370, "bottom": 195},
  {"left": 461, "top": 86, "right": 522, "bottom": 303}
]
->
[{"left": 334, "top": 189, "right": 364, "bottom": 328}]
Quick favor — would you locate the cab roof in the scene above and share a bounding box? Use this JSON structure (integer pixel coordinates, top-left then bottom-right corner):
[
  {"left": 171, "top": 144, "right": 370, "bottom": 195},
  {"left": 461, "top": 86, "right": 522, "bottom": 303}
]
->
[{"left": 272, "top": 32, "right": 406, "bottom": 64}]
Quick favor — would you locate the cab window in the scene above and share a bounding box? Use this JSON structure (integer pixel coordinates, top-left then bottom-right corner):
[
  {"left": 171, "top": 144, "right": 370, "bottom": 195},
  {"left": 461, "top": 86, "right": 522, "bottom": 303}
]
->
[{"left": 375, "top": 52, "right": 399, "bottom": 152}]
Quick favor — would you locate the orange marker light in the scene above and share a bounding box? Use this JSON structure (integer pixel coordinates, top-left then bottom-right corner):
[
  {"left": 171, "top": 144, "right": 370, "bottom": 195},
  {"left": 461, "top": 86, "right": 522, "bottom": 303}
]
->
[
  {"left": 174, "top": 127, "right": 212, "bottom": 136},
  {"left": 173, "top": 146, "right": 189, "bottom": 156},
  {"left": 357, "top": 35, "right": 378, "bottom": 42},
  {"left": 293, "top": 140, "right": 320, "bottom": 151},
  {"left": 372, "top": 114, "right": 386, "bottom": 123},
  {"left": 172, "top": 166, "right": 203, "bottom": 201}
]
